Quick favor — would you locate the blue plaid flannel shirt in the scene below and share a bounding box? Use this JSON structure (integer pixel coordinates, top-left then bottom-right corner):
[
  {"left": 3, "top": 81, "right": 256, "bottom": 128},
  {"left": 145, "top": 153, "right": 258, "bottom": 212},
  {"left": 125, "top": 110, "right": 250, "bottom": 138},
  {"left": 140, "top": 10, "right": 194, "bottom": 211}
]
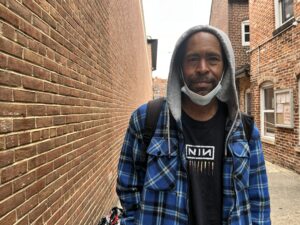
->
[{"left": 117, "top": 101, "right": 270, "bottom": 225}]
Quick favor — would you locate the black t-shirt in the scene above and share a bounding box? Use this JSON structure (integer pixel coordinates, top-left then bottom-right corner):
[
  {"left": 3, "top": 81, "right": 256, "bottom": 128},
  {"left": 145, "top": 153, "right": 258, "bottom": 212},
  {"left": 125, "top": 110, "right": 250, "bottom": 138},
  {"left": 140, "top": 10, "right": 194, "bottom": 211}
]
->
[{"left": 182, "top": 101, "right": 227, "bottom": 225}]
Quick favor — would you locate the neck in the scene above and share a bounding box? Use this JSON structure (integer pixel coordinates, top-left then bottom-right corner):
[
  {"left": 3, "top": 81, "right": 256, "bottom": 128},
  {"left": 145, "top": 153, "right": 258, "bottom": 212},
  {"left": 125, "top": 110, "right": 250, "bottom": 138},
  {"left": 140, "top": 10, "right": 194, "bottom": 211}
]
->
[{"left": 182, "top": 94, "right": 218, "bottom": 121}]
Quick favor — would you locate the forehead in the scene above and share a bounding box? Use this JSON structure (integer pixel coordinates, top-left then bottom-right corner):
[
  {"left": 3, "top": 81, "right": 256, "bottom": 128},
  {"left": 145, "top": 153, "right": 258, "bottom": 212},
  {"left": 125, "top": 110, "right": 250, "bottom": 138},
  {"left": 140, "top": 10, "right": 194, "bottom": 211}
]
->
[{"left": 184, "top": 32, "right": 222, "bottom": 55}]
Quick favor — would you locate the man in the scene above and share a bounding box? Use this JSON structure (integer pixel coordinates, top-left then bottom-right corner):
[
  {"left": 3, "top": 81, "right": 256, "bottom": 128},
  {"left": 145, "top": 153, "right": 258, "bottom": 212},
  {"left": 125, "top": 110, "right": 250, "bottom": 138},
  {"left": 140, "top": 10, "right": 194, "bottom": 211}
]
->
[{"left": 117, "top": 25, "right": 270, "bottom": 225}]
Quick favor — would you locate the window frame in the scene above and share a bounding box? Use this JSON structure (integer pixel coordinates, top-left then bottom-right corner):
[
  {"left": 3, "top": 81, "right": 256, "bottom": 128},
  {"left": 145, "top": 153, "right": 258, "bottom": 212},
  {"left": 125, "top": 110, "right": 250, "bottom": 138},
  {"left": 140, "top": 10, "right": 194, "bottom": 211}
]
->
[
  {"left": 274, "top": 89, "right": 294, "bottom": 128},
  {"left": 241, "top": 20, "right": 250, "bottom": 46},
  {"left": 274, "top": 0, "right": 294, "bottom": 28},
  {"left": 260, "top": 82, "right": 275, "bottom": 139}
]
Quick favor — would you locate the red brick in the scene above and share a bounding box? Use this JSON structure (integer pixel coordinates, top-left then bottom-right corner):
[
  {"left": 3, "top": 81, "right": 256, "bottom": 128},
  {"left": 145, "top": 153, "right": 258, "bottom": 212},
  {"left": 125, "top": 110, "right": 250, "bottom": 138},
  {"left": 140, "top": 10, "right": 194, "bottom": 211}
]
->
[
  {"left": 0, "top": 211, "right": 16, "bottom": 225},
  {"left": 0, "top": 4, "right": 20, "bottom": 28},
  {"left": 46, "top": 105, "right": 61, "bottom": 115},
  {"left": 13, "top": 171, "right": 36, "bottom": 192},
  {"left": 36, "top": 162, "right": 53, "bottom": 179},
  {"left": 28, "top": 154, "right": 47, "bottom": 170},
  {"left": 0, "top": 182, "right": 12, "bottom": 201},
  {"left": 44, "top": 82, "right": 59, "bottom": 94},
  {"left": 0, "top": 191, "right": 26, "bottom": 217},
  {"left": 22, "top": 76, "right": 44, "bottom": 91},
  {"left": 0, "top": 71, "right": 22, "bottom": 87},
  {"left": 0, "top": 1, "right": 153, "bottom": 223},
  {"left": 16, "top": 31, "right": 29, "bottom": 47},
  {"left": 0, "top": 150, "right": 14, "bottom": 168},
  {"left": 42, "top": 10, "right": 56, "bottom": 29},
  {"left": 0, "top": 119, "right": 13, "bottom": 133},
  {"left": 31, "top": 130, "right": 41, "bottom": 142},
  {"left": 0, "top": 103, "right": 26, "bottom": 117},
  {"left": 19, "top": 20, "right": 41, "bottom": 41},
  {"left": 37, "top": 139, "right": 55, "bottom": 154},
  {"left": 45, "top": 170, "right": 59, "bottom": 185},
  {"left": 24, "top": 48, "right": 43, "bottom": 66},
  {"left": 5, "top": 134, "right": 19, "bottom": 149},
  {"left": 33, "top": 66, "right": 51, "bottom": 81},
  {"left": 25, "top": 179, "right": 46, "bottom": 199},
  {"left": 28, "top": 202, "right": 47, "bottom": 223},
  {"left": 44, "top": 58, "right": 59, "bottom": 73},
  {"left": 15, "top": 145, "right": 37, "bottom": 161},
  {"left": 53, "top": 156, "right": 66, "bottom": 169},
  {"left": 13, "top": 118, "right": 35, "bottom": 131},
  {"left": 36, "top": 92, "right": 53, "bottom": 103},
  {"left": 0, "top": 136, "right": 5, "bottom": 150},
  {"left": 0, "top": 36, "right": 23, "bottom": 58},
  {"left": 41, "top": 129, "right": 50, "bottom": 140},
  {"left": 17, "top": 195, "right": 38, "bottom": 219},
  {"left": 0, "top": 52, "right": 8, "bottom": 68},
  {"left": 1, "top": 23, "right": 16, "bottom": 40},
  {"left": 15, "top": 215, "right": 29, "bottom": 225},
  {"left": 23, "top": 0, "right": 42, "bottom": 17},
  {"left": 53, "top": 116, "right": 66, "bottom": 125},
  {"left": 33, "top": 15, "right": 49, "bottom": 34},
  {"left": 13, "top": 89, "right": 36, "bottom": 102},
  {"left": 36, "top": 117, "right": 52, "bottom": 128},
  {"left": 0, "top": 86, "right": 13, "bottom": 101},
  {"left": 7, "top": 56, "right": 32, "bottom": 75},
  {"left": 1, "top": 162, "right": 27, "bottom": 183},
  {"left": 27, "top": 105, "right": 46, "bottom": 116},
  {"left": 7, "top": 0, "right": 32, "bottom": 22}
]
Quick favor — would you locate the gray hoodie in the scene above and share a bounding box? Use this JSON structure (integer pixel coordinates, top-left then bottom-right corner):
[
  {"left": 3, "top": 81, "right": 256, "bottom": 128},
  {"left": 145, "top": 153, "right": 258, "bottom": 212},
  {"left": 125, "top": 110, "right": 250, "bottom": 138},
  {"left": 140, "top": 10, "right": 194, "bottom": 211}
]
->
[{"left": 166, "top": 25, "right": 239, "bottom": 124}]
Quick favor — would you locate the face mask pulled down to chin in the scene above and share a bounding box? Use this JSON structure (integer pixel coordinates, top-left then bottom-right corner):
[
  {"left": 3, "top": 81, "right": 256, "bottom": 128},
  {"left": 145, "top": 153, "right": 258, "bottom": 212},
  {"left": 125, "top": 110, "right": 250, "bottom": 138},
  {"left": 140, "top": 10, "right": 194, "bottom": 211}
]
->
[{"left": 181, "top": 70, "right": 224, "bottom": 106}]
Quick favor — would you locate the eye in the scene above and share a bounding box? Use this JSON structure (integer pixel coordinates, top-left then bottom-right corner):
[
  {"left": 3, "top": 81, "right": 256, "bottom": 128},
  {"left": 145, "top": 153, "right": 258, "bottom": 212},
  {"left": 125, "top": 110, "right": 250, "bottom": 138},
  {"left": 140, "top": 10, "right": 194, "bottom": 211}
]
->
[
  {"left": 188, "top": 56, "right": 200, "bottom": 62},
  {"left": 207, "top": 56, "right": 221, "bottom": 64}
]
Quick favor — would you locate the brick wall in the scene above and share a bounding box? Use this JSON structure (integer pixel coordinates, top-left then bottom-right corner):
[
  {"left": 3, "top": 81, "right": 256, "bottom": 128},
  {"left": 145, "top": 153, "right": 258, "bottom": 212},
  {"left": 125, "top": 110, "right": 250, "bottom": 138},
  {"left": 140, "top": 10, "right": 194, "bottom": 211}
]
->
[
  {"left": 210, "top": 0, "right": 229, "bottom": 33},
  {"left": 152, "top": 77, "right": 167, "bottom": 99},
  {"left": 249, "top": 0, "right": 300, "bottom": 172},
  {"left": 0, "top": 0, "right": 152, "bottom": 224},
  {"left": 228, "top": 0, "right": 249, "bottom": 70},
  {"left": 237, "top": 76, "right": 250, "bottom": 113}
]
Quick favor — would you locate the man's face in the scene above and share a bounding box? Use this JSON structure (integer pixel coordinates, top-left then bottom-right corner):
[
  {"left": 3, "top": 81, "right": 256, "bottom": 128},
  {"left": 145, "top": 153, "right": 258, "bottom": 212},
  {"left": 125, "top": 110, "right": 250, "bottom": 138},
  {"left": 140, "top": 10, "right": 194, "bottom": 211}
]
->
[{"left": 182, "top": 32, "right": 224, "bottom": 96}]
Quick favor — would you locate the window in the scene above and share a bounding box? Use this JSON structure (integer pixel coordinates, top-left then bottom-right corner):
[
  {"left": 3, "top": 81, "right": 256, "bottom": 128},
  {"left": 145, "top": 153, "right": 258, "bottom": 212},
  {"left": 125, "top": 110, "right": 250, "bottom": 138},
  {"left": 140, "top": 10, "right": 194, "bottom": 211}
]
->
[
  {"left": 245, "top": 88, "right": 251, "bottom": 115},
  {"left": 274, "top": 89, "right": 293, "bottom": 128},
  {"left": 242, "top": 20, "right": 250, "bottom": 46},
  {"left": 260, "top": 82, "right": 275, "bottom": 138},
  {"left": 275, "top": 0, "right": 294, "bottom": 27}
]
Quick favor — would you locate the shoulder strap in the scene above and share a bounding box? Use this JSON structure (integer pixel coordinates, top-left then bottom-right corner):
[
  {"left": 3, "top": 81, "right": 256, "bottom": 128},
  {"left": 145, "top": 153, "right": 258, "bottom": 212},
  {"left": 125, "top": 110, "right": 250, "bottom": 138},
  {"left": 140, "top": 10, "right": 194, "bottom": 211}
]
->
[
  {"left": 142, "top": 97, "right": 164, "bottom": 150},
  {"left": 241, "top": 112, "right": 254, "bottom": 142}
]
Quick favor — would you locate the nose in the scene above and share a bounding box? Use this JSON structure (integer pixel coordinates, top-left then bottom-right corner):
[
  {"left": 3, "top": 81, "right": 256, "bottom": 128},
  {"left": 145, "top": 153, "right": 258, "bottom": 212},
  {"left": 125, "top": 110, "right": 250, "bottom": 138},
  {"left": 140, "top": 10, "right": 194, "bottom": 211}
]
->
[{"left": 195, "top": 59, "right": 209, "bottom": 74}]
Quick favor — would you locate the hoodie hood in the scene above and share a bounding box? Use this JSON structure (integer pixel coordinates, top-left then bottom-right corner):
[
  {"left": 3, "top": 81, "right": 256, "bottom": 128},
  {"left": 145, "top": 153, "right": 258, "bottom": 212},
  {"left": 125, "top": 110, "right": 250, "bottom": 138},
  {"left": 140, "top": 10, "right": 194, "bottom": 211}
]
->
[{"left": 166, "top": 25, "right": 239, "bottom": 122}]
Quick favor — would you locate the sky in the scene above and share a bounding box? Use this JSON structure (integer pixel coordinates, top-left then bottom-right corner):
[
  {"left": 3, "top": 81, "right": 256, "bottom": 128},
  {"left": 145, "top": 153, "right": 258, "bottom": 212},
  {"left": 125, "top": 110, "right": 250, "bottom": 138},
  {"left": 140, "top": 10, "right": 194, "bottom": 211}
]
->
[{"left": 142, "top": 0, "right": 212, "bottom": 79}]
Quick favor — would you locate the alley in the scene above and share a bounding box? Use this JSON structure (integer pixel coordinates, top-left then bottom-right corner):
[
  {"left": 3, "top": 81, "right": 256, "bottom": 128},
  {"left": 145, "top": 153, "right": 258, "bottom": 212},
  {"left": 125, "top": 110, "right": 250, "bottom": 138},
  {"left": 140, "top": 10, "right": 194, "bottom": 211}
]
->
[{"left": 266, "top": 162, "right": 300, "bottom": 224}]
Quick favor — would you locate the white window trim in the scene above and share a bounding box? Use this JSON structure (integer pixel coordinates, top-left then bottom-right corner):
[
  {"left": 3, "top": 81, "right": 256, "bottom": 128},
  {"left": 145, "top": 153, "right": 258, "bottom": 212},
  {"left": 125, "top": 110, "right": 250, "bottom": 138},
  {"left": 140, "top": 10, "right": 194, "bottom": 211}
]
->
[
  {"left": 274, "top": 0, "right": 294, "bottom": 28},
  {"left": 241, "top": 20, "right": 250, "bottom": 46},
  {"left": 260, "top": 82, "right": 275, "bottom": 140}
]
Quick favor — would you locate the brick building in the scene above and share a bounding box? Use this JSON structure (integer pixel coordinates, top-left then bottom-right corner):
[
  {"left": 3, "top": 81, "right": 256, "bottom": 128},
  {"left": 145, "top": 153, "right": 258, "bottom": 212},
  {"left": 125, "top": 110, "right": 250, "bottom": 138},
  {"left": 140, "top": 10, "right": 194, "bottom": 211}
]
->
[
  {"left": 152, "top": 77, "right": 167, "bottom": 99},
  {"left": 249, "top": 0, "right": 300, "bottom": 172},
  {"left": 0, "top": 1, "right": 153, "bottom": 224},
  {"left": 210, "top": 0, "right": 300, "bottom": 173},
  {"left": 210, "top": 0, "right": 251, "bottom": 115}
]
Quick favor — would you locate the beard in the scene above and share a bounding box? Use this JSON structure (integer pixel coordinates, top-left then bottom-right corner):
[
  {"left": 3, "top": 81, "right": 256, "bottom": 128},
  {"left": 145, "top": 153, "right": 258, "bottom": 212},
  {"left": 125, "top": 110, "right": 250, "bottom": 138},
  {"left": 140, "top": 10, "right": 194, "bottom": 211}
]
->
[{"left": 184, "top": 73, "right": 218, "bottom": 95}]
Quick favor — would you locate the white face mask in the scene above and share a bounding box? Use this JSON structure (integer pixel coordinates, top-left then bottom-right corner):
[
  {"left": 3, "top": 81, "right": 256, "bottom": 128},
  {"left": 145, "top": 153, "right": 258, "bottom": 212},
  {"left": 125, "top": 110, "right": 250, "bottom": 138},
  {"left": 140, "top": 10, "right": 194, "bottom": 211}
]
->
[{"left": 181, "top": 70, "right": 224, "bottom": 106}]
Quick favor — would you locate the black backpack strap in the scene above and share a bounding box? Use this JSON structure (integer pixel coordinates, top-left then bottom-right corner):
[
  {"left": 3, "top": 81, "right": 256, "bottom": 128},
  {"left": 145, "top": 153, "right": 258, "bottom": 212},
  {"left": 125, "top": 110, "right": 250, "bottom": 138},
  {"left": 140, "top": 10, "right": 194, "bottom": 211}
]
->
[
  {"left": 241, "top": 112, "right": 254, "bottom": 142},
  {"left": 142, "top": 97, "right": 164, "bottom": 150}
]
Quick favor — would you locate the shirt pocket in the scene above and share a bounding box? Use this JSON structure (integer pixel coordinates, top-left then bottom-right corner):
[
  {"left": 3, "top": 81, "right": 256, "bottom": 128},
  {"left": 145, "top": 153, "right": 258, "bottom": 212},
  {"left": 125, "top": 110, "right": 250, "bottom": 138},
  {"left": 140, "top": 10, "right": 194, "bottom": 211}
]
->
[
  {"left": 229, "top": 140, "right": 250, "bottom": 192},
  {"left": 144, "top": 137, "right": 178, "bottom": 191}
]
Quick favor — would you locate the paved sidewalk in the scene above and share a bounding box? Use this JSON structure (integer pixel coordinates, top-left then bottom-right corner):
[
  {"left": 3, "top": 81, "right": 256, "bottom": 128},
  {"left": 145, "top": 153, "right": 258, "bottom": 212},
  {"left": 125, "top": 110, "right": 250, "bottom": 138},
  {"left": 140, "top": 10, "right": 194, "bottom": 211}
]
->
[{"left": 266, "top": 161, "right": 300, "bottom": 225}]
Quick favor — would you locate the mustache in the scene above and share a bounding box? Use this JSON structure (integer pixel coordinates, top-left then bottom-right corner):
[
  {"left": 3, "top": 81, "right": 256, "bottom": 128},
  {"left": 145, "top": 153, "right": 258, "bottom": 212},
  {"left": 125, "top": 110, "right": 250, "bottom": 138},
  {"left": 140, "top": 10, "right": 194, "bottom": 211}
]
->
[{"left": 188, "top": 74, "right": 217, "bottom": 84}]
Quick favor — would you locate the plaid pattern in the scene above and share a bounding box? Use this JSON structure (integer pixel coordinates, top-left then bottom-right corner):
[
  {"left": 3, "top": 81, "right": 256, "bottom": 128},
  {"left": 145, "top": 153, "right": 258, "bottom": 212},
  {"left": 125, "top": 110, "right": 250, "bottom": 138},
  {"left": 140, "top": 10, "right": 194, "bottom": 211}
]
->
[{"left": 117, "top": 101, "right": 270, "bottom": 225}]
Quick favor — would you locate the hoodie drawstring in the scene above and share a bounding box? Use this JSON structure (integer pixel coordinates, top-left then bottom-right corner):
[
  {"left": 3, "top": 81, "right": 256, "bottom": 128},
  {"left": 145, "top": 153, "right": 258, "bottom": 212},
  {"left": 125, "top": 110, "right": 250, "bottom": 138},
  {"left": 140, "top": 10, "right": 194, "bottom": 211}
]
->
[{"left": 167, "top": 106, "right": 171, "bottom": 158}]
